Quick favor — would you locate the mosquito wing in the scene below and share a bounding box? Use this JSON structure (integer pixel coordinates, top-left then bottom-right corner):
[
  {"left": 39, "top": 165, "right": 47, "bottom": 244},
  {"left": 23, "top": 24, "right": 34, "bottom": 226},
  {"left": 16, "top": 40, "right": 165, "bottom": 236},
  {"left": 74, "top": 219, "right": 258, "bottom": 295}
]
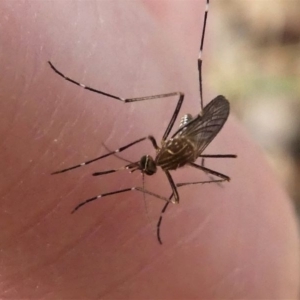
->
[{"left": 172, "top": 95, "right": 230, "bottom": 154}]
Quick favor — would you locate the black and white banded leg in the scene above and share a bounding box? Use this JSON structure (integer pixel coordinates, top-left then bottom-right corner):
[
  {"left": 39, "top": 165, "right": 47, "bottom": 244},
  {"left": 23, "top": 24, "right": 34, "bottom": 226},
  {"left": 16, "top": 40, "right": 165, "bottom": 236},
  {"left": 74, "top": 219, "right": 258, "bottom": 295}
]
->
[
  {"left": 198, "top": 0, "right": 209, "bottom": 111},
  {"left": 199, "top": 153, "right": 237, "bottom": 185},
  {"left": 51, "top": 137, "right": 149, "bottom": 174},
  {"left": 71, "top": 186, "right": 175, "bottom": 214},
  {"left": 156, "top": 176, "right": 225, "bottom": 245},
  {"left": 51, "top": 87, "right": 184, "bottom": 175}
]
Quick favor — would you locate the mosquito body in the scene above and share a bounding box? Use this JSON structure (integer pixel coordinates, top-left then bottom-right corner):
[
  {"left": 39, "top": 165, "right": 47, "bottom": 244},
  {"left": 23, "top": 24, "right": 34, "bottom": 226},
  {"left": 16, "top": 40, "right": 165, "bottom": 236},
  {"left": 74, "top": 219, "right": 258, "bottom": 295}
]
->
[
  {"left": 50, "top": 0, "right": 237, "bottom": 244},
  {"left": 53, "top": 94, "right": 234, "bottom": 212}
]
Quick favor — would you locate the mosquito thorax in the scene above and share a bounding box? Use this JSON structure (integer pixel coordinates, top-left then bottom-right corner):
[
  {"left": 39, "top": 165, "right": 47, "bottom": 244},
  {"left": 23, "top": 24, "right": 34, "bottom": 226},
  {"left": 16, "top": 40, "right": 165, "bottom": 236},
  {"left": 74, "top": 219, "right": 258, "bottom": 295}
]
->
[{"left": 140, "top": 155, "right": 157, "bottom": 175}]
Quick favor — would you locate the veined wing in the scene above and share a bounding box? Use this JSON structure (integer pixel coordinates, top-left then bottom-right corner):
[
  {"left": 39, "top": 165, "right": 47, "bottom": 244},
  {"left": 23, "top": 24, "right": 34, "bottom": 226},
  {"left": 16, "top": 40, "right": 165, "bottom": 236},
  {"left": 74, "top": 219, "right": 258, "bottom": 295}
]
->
[{"left": 172, "top": 95, "right": 230, "bottom": 154}]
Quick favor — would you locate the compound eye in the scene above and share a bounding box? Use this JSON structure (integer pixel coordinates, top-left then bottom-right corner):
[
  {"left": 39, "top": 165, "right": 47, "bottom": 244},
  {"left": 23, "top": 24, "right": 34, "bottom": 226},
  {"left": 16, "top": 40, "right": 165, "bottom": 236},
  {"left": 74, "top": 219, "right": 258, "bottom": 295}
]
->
[
  {"left": 140, "top": 156, "right": 147, "bottom": 169},
  {"left": 141, "top": 155, "right": 157, "bottom": 176}
]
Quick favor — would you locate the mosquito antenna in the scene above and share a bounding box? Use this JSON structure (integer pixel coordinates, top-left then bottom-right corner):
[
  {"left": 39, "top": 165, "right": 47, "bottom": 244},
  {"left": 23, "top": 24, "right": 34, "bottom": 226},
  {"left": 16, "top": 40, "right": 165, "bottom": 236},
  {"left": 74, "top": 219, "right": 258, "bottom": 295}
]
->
[{"left": 198, "top": 0, "right": 209, "bottom": 110}]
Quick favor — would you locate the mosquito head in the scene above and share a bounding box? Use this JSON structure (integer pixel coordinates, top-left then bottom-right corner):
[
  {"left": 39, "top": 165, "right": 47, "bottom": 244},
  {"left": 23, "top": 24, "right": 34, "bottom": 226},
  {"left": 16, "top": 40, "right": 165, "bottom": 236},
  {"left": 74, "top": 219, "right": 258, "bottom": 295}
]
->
[{"left": 140, "top": 155, "right": 157, "bottom": 176}]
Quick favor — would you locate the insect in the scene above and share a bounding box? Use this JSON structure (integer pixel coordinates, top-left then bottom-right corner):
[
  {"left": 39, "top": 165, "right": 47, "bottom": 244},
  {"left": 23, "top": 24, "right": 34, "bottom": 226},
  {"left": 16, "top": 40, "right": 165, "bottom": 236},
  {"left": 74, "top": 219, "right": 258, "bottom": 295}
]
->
[{"left": 50, "top": 0, "right": 237, "bottom": 244}]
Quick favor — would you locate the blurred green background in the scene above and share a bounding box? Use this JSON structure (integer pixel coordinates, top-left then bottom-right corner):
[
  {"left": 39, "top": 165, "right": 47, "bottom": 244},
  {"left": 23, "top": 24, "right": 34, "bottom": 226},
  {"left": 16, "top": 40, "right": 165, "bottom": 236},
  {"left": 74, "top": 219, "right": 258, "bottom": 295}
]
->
[{"left": 209, "top": 0, "right": 300, "bottom": 214}]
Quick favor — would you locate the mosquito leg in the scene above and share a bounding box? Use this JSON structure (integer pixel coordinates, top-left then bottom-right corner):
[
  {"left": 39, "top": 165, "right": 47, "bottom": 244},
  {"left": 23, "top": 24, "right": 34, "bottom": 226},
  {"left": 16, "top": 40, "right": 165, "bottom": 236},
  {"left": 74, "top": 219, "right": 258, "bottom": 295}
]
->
[
  {"left": 72, "top": 188, "right": 134, "bottom": 213},
  {"left": 189, "top": 162, "right": 230, "bottom": 181},
  {"left": 161, "top": 93, "right": 185, "bottom": 142},
  {"left": 201, "top": 158, "right": 205, "bottom": 167},
  {"left": 101, "top": 137, "right": 160, "bottom": 165},
  {"left": 198, "top": 0, "right": 209, "bottom": 111},
  {"left": 199, "top": 154, "right": 237, "bottom": 158},
  {"left": 176, "top": 179, "right": 225, "bottom": 188},
  {"left": 72, "top": 186, "right": 174, "bottom": 213},
  {"left": 156, "top": 178, "right": 224, "bottom": 245},
  {"left": 165, "top": 170, "right": 179, "bottom": 204},
  {"left": 148, "top": 135, "right": 160, "bottom": 150},
  {"left": 48, "top": 61, "right": 182, "bottom": 104},
  {"left": 48, "top": 61, "right": 119, "bottom": 101},
  {"left": 199, "top": 153, "right": 236, "bottom": 183},
  {"left": 134, "top": 187, "right": 175, "bottom": 203},
  {"left": 200, "top": 157, "right": 224, "bottom": 187},
  {"left": 199, "top": 153, "right": 236, "bottom": 185},
  {"left": 52, "top": 136, "right": 148, "bottom": 174},
  {"left": 156, "top": 193, "right": 173, "bottom": 245},
  {"left": 49, "top": 61, "right": 184, "bottom": 142}
]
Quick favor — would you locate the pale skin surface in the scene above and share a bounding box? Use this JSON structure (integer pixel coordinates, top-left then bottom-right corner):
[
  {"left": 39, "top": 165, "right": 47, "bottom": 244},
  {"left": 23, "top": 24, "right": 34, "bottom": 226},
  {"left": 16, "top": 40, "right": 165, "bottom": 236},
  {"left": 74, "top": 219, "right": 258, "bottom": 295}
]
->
[{"left": 0, "top": 1, "right": 299, "bottom": 299}]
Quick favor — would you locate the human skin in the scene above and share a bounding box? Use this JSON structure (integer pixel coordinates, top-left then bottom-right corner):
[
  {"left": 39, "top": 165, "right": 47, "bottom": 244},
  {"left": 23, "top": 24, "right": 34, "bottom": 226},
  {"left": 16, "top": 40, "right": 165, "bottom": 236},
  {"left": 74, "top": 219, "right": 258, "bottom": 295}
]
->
[{"left": 0, "top": 0, "right": 299, "bottom": 299}]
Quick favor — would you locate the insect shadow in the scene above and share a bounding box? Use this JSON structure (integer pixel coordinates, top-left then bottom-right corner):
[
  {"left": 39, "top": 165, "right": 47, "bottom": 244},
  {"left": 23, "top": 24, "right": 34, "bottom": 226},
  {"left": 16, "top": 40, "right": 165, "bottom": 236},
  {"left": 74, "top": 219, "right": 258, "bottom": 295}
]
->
[{"left": 50, "top": 0, "right": 237, "bottom": 244}]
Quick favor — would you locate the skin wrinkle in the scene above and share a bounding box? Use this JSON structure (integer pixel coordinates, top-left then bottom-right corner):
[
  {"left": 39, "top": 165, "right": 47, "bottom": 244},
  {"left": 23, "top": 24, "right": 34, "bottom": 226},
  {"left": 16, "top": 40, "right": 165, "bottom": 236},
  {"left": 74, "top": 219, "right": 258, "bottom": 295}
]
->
[
  {"left": 1, "top": 170, "right": 95, "bottom": 285},
  {"left": 3, "top": 215, "right": 103, "bottom": 293},
  {"left": 0, "top": 133, "right": 62, "bottom": 209},
  {"left": 74, "top": 185, "right": 210, "bottom": 298},
  {"left": 0, "top": 93, "right": 21, "bottom": 148},
  {"left": 43, "top": 99, "right": 69, "bottom": 134},
  {"left": 176, "top": 201, "right": 226, "bottom": 247},
  {"left": 53, "top": 227, "right": 152, "bottom": 299},
  {"left": 0, "top": 103, "right": 23, "bottom": 150},
  {"left": 210, "top": 267, "right": 245, "bottom": 297},
  {"left": 43, "top": 177, "right": 153, "bottom": 265},
  {"left": 99, "top": 230, "right": 175, "bottom": 298},
  {"left": 5, "top": 175, "right": 79, "bottom": 249},
  {"left": 101, "top": 200, "right": 224, "bottom": 298}
]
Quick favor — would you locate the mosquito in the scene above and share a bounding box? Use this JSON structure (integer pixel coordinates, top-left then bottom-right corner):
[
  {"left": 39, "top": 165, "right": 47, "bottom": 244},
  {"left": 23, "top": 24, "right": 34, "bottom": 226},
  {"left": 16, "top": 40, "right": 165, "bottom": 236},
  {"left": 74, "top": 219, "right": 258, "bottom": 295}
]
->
[{"left": 50, "top": 0, "right": 237, "bottom": 244}]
